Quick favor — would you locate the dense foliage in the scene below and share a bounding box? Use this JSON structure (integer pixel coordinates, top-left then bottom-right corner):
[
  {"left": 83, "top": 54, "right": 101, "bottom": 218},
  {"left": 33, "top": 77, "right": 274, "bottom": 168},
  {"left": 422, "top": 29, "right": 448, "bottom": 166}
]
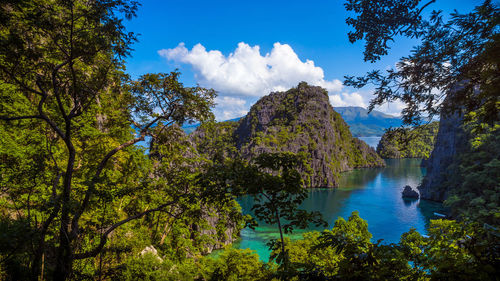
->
[
  {"left": 344, "top": 0, "right": 499, "bottom": 126},
  {"left": 442, "top": 111, "right": 500, "bottom": 226},
  {"left": 0, "top": 0, "right": 242, "bottom": 279},
  {"left": 376, "top": 122, "right": 439, "bottom": 159},
  {"left": 279, "top": 212, "right": 500, "bottom": 281},
  {"left": 0, "top": 0, "right": 498, "bottom": 280},
  {"left": 78, "top": 213, "right": 499, "bottom": 281}
]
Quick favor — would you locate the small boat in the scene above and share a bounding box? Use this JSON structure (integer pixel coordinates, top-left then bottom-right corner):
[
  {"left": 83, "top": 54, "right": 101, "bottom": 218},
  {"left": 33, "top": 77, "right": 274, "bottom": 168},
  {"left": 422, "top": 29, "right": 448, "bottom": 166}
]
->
[{"left": 433, "top": 212, "right": 446, "bottom": 218}]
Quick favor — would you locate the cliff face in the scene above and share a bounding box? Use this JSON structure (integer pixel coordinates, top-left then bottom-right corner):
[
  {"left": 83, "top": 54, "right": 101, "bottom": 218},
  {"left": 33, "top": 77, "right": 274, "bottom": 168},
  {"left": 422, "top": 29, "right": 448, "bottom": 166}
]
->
[
  {"left": 233, "top": 82, "right": 385, "bottom": 187},
  {"left": 418, "top": 112, "right": 467, "bottom": 201},
  {"left": 150, "top": 125, "right": 243, "bottom": 252},
  {"left": 376, "top": 122, "right": 439, "bottom": 159}
]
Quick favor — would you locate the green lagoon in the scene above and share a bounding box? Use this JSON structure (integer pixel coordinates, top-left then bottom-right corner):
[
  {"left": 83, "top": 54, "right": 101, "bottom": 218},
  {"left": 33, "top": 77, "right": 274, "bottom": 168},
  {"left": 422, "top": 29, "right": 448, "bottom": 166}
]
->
[{"left": 234, "top": 158, "right": 443, "bottom": 261}]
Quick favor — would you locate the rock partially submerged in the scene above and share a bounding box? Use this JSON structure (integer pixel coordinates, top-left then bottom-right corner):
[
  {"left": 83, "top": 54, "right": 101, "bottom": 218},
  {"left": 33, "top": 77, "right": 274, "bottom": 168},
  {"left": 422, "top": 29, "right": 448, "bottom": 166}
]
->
[{"left": 402, "top": 185, "right": 419, "bottom": 199}]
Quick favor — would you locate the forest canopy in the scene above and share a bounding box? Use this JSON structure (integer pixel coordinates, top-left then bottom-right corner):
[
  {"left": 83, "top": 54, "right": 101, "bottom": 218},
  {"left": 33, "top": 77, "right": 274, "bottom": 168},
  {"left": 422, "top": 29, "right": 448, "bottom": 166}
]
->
[{"left": 0, "top": 0, "right": 499, "bottom": 280}]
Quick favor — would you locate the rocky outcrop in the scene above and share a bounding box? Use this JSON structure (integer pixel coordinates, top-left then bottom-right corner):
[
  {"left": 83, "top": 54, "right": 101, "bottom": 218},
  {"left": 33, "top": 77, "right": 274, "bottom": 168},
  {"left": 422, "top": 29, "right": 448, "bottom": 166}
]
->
[
  {"left": 418, "top": 110, "right": 467, "bottom": 201},
  {"left": 233, "top": 82, "right": 385, "bottom": 187},
  {"left": 402, "top": 185, "right": 419, "bottom": 199},
  {"left": 196, "top": 204, "right": 243, "bottom": 254},
  {"left": 140, "top": 246, "right": 163, "bottom": 261}
]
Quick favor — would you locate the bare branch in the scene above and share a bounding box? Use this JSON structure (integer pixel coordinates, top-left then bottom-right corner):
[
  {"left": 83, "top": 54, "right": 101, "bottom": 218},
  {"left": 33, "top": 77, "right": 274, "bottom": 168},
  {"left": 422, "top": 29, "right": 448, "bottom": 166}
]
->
[
  {"left": 52, "top": 60, "right": 71, "bottom": 121},
  {"left": 0, "top": 115, "right": 42, "bottom": 121}
]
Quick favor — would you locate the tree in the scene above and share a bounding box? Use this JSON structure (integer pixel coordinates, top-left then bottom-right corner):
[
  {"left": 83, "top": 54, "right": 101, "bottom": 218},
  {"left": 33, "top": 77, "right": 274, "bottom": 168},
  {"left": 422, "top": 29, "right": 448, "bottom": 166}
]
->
[
  {"left": 376, "top": 121, "right": 439, "bottom": 159},
  {"left": 280, "top": 214, "right": 499, "bottom": 280},
  {"left": 0, "top": 0, "right": 217, "bottom": 279},
  {"left": 198, "top": 151, "right": 326, "bottom": 279},
  {"left": 344, "top": 0, "right": 499, "bottom": 125},
  {"left": 241, "top": 152, "right": 327, "bottom": 278},
  {"left": 342, "top": 0, "right": 500, "bottom": 233}
]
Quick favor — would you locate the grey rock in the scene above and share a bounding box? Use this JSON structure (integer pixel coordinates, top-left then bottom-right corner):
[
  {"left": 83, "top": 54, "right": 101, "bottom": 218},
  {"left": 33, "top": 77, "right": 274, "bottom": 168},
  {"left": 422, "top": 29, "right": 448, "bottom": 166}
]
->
[
  {"left": 234, "top": 82, "right": 385, "bottom": 188},
  {"left": 418, "top": 105, "right": 467, "bottom": 201},
  {"left": 402, "top": 185, "right": 419, "bottom": 199}
]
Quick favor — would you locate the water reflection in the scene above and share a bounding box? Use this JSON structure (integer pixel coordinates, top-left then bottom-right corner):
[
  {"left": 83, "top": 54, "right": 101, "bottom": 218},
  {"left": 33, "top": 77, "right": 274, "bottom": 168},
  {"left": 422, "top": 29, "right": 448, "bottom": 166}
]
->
[
  {"left": 235, "top": 159, "right": 442, "bottom": 261},
  {"left": 403, "top": 198, "right": 419, "bottom": 207}
]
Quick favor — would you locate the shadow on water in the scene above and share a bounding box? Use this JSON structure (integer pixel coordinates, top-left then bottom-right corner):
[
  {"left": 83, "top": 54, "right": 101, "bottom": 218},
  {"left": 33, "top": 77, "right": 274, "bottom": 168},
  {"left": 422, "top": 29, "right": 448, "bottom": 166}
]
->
[
  {"left": 234, "top": 159, "right": 442, "bottom": 261},
  {"left": 417, "top": 199, "right": 449, "bottom": 228}
]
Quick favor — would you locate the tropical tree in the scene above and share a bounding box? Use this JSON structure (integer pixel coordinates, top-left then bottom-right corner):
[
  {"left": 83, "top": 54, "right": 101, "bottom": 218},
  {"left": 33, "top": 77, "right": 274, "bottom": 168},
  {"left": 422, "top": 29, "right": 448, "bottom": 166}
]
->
[
  {"left": 343, "top": 0, "right": 499, "bottom": 125},
  {"left": 197, "top": 151, "right": 327, "bottom": 279},
  {"left": 0, "top": 0, "right": 217, "bottom": 279},
  {"left": 342, "top": 0, "right": 500, "bottom": 231}
]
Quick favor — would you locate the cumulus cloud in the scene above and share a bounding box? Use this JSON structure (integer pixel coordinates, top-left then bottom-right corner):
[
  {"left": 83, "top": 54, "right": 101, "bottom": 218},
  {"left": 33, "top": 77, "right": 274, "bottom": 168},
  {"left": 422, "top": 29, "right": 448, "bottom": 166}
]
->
[
  {"left": 159, "top": 42, "right": 343, "bottom": 97},
  {"left": 213, "top": 96, "right": 248, "bottom": 121},
  {"left": 328, "top": 92, "right": 367, "bottom": 108},
  {"left": 374, "top": 101, "right": 406, "bottom": 116},
  {"left": 158, "top": 42, "right": 411, "bottom": 119},
  {"left": 330, "top": 91, "right": 407, "bottom": 117}
]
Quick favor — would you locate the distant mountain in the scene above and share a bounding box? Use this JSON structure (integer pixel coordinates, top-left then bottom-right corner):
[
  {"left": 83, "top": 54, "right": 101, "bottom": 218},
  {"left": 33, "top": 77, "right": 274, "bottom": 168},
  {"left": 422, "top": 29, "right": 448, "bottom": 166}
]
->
[{"left": 333, "top": 106, "right": 402, "bottom": 137}]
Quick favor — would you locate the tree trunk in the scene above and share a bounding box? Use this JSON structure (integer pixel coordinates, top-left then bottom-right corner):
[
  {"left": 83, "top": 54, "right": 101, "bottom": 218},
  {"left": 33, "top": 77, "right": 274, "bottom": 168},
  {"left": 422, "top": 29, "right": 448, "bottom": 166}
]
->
[
  {"left": 53, "top": 141, "right": 76, "bottom": 280},
  {"left": 30, "top": 240, "right": 45, "bottom": 281},
  {"left": 276, "top": 213, "right": 285, "bottom": 256}
]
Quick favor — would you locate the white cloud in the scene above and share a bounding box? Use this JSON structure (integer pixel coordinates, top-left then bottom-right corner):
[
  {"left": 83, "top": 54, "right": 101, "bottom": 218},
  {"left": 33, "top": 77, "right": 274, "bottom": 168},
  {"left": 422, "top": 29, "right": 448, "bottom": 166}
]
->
[
  {"left": 159, "top": 42, "right": 343, "bottom": 97},
  {"left": 213, "top": 96, "right": 248, "bottom": 121},
  {"left": 158, "top": 42, "right": 413, "bottom": 119},
  {"left": 374, "top": 100, "right": 406, "bottom": 116},
  {"left": 328, "top": 92, "right": 367, "bottom": 107}
]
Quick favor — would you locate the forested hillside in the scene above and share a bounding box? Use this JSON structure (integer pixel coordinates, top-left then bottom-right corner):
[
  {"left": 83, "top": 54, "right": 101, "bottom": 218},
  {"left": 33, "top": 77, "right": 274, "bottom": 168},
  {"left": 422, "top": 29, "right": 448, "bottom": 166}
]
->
[{"left": 376, "top": 122, "right": 439, "bottom": 159}]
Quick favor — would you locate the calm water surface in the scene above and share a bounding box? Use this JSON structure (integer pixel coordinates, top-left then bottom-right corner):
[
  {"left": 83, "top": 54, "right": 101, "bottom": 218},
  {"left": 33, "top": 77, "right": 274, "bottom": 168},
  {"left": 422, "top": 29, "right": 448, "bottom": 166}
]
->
[{"left": 234, "top": 158, "right": 443, "bottom": 261}]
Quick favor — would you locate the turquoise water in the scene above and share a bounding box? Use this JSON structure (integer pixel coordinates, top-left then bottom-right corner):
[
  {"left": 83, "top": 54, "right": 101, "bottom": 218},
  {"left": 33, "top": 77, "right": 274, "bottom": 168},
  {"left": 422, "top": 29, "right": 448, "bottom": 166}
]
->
[{"left": 234, "top": 158, "right": 443, "bottom": 261}]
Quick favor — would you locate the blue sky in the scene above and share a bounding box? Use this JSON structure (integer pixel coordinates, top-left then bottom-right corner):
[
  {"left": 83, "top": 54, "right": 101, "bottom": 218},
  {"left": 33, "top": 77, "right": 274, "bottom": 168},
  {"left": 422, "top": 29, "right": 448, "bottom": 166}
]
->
[{"left": 124, "top": 0, "right": 483, "bottom": 120}]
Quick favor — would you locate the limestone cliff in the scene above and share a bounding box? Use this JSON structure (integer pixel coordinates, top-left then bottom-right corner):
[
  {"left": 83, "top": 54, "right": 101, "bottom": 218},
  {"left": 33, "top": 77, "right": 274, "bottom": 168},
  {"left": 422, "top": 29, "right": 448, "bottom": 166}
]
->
[
  {"left": 150, "top": 125, "right": 243, "bottom": 252},
  {"left": 418, "top": 111, "right": 467, "bottom": 201},
  {"left": 213, "top": 82, "right": 385, "bottom": 187}
]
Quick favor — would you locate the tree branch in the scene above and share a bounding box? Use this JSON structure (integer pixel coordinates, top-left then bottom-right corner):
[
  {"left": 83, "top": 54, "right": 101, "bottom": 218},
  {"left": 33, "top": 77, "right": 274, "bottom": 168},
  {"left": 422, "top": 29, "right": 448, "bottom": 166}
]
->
[
  {"left": 0, "top": 115, "right": 42, "bottom": 121},
  {"left": 70, "top": 117, "right": 164, "bottom": 237},
  {"left": 73, "top": 200, "right": 179, "bottom": 260},
  {"left": 52, "top": 60, "right": 71, "bottom": 121}
]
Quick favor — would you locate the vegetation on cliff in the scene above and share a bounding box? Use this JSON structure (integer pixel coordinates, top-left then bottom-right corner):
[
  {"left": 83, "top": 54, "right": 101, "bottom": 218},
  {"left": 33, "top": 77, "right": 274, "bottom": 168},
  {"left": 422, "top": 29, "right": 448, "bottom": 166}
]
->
[
  {"left": 428, "top": 110, "right": 500, "bottom": 226},
  {"left": 195, "top": 82, "right": 385, "bottom": 188},
  {"left": 376, "top": 122, "right": 439, "bottom": 159}
]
